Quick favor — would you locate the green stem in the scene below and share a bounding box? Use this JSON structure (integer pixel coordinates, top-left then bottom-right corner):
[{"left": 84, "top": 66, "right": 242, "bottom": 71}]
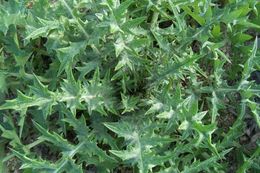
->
[
  {"left": 60, "top": 0, "right": 89, "bottom": 39},
  {"left": 151, "top": 11, "right": 159, "bottom": 28},
  {"left": 198, "top": 86, "right": 260, "bottom": 94},
  {"left": 60, "top": 0, "right": 100, "bottom": 55},
  {"left": 169, "top": 1, "right": 183, "bottom": 31},
  {"left": 26, "top": 138, "right": 45, "bottom": 149}
]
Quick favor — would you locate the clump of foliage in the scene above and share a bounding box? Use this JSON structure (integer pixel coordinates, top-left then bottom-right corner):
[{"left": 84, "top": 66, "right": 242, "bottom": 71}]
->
[{"left": 0, "top": 0, "right": 260, "bottom": 172}]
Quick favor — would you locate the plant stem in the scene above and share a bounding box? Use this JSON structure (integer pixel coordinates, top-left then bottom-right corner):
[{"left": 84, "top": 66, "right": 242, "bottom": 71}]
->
[
  {"left": 60, "top": 0, "right": 100, "bottom": 54},
  {"left": 60, "top": 0, "right": 89, "bottom": 39},
  {"left": 151, "top": 11, "right": 159, "bottom": 28},
  {"left": 198, "top": 86, "right": 260, "bottom": 94}
]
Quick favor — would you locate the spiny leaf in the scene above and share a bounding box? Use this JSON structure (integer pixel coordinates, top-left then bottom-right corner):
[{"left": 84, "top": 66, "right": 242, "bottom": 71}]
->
[
  {"left": 56, "top": 42, "right": 87, "bottom": 75},
  {"left": 33, "top": 121, "right": 74, "bottom": 152},
  {"left": 182, "top": 148, "right": 232, "bottom": 173},
  {"left": 11, "top": 149, "right": 56, "bottom": 171},
  {"left": 105, "top": 120, "right": 172, "bottom": 173}
]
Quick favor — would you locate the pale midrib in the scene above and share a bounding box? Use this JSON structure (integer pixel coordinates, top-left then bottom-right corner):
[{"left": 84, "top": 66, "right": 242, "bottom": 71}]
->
[{"left": 135, "top": 133, "right": 144, "bottom": 172}]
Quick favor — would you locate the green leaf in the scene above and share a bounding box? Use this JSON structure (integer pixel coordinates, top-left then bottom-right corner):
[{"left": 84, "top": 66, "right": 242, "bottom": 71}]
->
[
  {"left": 222, "top": 9, "right": 243, "bottom": 24},
  {"left": 212, "top": 24, "right": 221, "bottom": 38},
  {"left": 121, "top": 17, "right": 146, "bottom": 31},
  {"left": 113, "top": 0, "right": 134, "bottom": 20},
  {"left": 1, "top": 1, "right": 259, "bottom": 172},
  {"left": 114, "top": 37, "right": 126, "bottom": 57},
  {"left": 105, "top": 120, "right": 172, "bottom": 173},
  {"left": 239, "top": 37, "right": 258, "bottom": 89},
  {"left": 232, "top": 33, "right": 253, "bottom": 44},
  {"left": 0, "top": 71, "right": 7, "bottom": 93},
  {"left": 0, "top": 91, "right": 35, "bottom": 111},
  {"left": 76, "top": 60, "right": 100, "bottom": 79},
  {"left": 121, "top": 94, "right": 139, "bottom": 114},
  {"left": 25, "top": 18, "right": 59, "bottom": 41},
  {"left": 0, "top": 12, "right": 26, "bottom": 35},
  {"left": 56, "top": 42, "right": 87, "bottom": 75},
  {"left": 11, "top": 149, "right": 57, "bottom": 172},
  {"left": 182, "top": 6, "right": 205, "bottom": 26},
  {"left": 33, "top": 121, "right": 74, "bottom": 152},
  {"left": 151, "top": 29, "right": 170, "bottom": 52},
  {"left": 60, "top": 72, "right": 83, "bottom": 112},
  {"left": 237, "top": 20, "right": 260, "bottom": 29},
  {"left": 183, "top": 149, "right": 232, "bottom": 173}
]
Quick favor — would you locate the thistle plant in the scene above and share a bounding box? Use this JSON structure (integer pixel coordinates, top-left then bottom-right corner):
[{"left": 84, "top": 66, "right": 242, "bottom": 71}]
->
[{"left": 0, "top": 0, "right": 259, "bottom": 172}]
